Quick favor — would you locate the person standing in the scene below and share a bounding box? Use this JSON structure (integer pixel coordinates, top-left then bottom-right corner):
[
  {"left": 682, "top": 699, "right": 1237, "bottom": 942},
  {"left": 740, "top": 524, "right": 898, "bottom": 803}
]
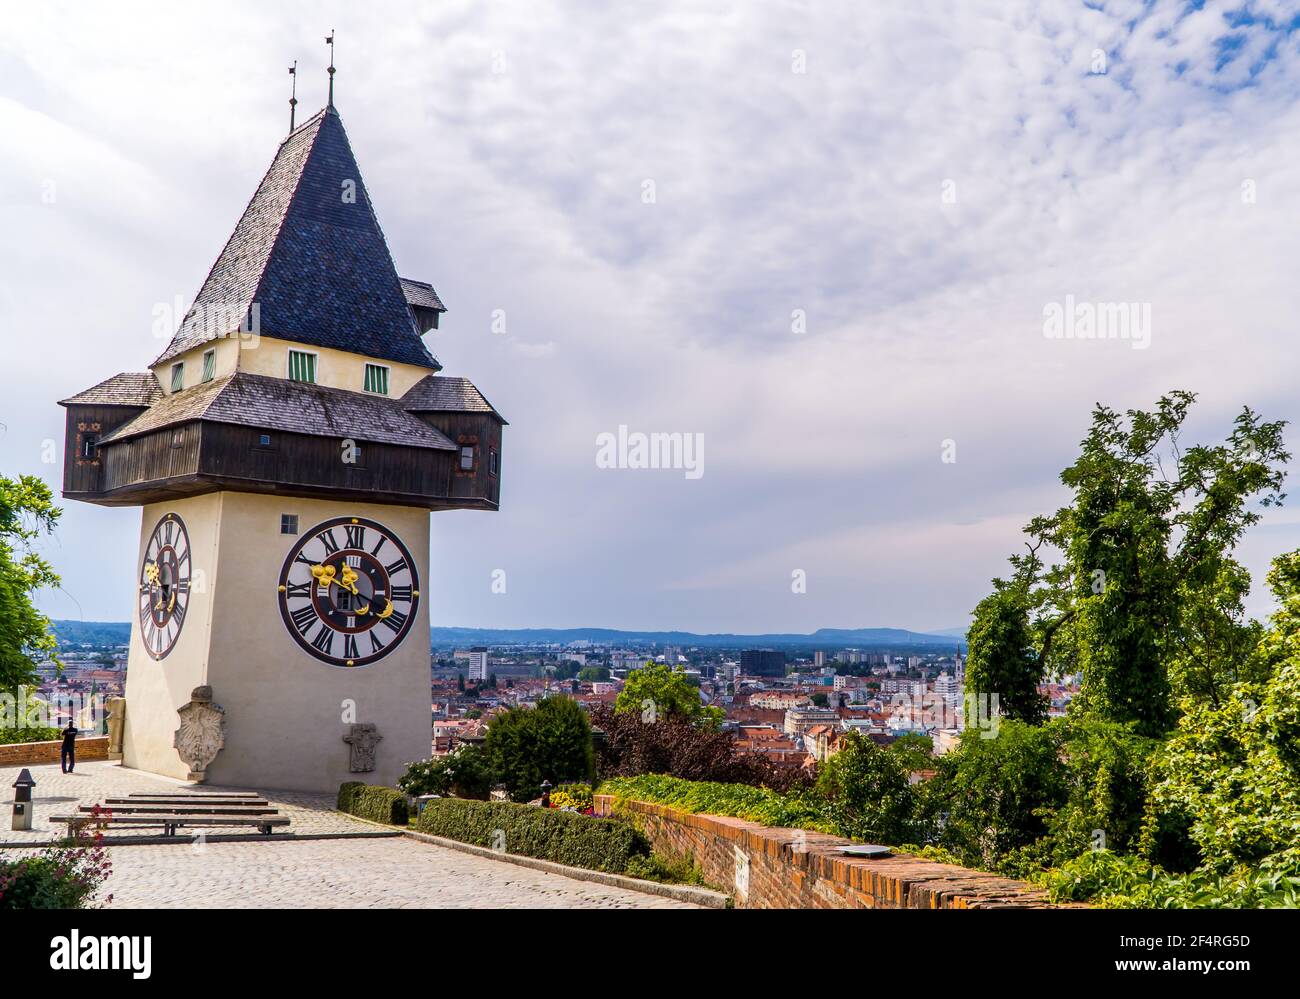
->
[{"left": 60, "top": 722, "right": 78, "bottom": 774}]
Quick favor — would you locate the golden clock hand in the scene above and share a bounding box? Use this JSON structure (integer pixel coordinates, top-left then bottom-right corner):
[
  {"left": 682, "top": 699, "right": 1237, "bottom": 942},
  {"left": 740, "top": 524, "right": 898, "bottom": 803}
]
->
[
  {"left": 374, "top": 599, "right": 394, "bottom": 620},
  {"left": 310, "top": 562, "right": 372, "bottom": 612}
]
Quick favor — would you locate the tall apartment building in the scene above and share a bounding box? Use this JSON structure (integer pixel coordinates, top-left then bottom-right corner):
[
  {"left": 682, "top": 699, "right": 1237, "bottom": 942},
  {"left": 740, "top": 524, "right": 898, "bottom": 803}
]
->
[
  {"left": 468, "top": 647, "right": 489, "bottom": 681},
  {"left": 740, "top": 649, "right": 786, "bottom": 677}
]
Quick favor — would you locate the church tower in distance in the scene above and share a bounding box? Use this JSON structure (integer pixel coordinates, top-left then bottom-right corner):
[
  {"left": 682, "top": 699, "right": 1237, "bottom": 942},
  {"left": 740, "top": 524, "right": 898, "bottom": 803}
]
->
[{"left": 58, "top": 104, "right": 505, "bottom": 792}]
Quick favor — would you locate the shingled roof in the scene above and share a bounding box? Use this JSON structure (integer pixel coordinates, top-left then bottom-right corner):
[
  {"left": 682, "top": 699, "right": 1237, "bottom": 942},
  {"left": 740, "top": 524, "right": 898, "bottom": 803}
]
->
[
  {"left": 59, "top": 372, "right": 162, "bottom": 408},
  {"left": 401, "top": 375, "right": 507, "bottom": 423},
  {"left": 99, "top": 372, "right": 457, "bottom": 451},
  {"left": 153, "top": 107, "right": 441, "bottom": 371}
]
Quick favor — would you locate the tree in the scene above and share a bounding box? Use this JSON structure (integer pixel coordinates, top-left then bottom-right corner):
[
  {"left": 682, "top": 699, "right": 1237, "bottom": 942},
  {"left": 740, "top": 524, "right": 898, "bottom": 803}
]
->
[
  {"left": 816, "top": 732, "right": 918, "bottom": 844},
  {"left": 964, "top": 580, "right": 1047, "bottom": 724},
  {"left": 969, "top": 392, "right": 1288, "bottom": 737},
  {"left": 810, "top": 692, "right": 829, "bottom": 708},
  {"left": 577, "top": 665, "right": 611, "bottom": 683},
  {"left": 614, "top": 661, "right": 723, "bottom": 727},
  {"left": 886, "top": 732, "right": 935, "bottom": 772},
  {"left": 589, "top": 705, "right": 811, "bottom": 792},
  {"left": 484, "top": 696, "right": 595, "bottom": 801},
  {"left": 0, "top": 476, "right": 61, "bottom": 694}
]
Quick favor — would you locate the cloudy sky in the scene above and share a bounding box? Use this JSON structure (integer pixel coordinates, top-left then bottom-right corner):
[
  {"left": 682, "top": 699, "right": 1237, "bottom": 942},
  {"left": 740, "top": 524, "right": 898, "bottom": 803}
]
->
[{"left": 4, "top": 0, "right": 1300, "bottom": 634}]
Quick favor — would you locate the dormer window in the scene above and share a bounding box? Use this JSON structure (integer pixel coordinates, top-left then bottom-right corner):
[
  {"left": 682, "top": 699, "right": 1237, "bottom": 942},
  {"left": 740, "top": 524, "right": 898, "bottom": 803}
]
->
[
  {"left": 287, "top": 349, "right": 317, "bottom": 384},
  {"left": 170, "top": 362, "right": 184, "bottom": 392},
  {"left": 363, "top": 363, "right": 389, "bottom": 395}
]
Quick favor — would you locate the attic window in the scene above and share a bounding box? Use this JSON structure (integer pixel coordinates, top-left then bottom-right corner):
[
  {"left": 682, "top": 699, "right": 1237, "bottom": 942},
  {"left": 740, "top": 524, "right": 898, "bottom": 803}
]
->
[
  {"left": 489, "top": 447, "right": 498, "bottom": 476},
  {"left": 288, "top": 349, "right": 317, "bottom": 384},
  {"left": 202, "top": 349, "right": 216, "bottom": 382},
  {"left": 459, "top": 444, "right": 475, "bottom": 472},
  {"left": 363, "top": 363, "right": 389, "bottom": 395},
  {"left": 170, "top": 363, "right": 184, "bottom": 392}
]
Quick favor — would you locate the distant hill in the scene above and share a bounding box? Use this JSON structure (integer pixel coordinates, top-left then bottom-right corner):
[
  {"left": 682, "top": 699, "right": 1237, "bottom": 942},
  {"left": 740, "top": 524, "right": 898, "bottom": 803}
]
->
[
  {"left": 49, "top": 620, "right": 131, "bottom": 646},
  {"left": 428, "top": 625, "right": 963, "bottom": 650},
  {"left": 48, "top": 619, "right": 963, "bottom": 651}
]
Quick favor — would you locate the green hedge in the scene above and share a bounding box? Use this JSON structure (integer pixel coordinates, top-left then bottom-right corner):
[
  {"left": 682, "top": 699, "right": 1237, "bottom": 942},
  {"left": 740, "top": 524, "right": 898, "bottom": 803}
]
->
[
  {"left": 0, "top": 726, "right": 61, "bottom": 746},
  {"left": 337, "top": 782, "right": 409, "bottom": 825},
  {"left": 416, "top": 798, "right": 649, "bottom": 873}
]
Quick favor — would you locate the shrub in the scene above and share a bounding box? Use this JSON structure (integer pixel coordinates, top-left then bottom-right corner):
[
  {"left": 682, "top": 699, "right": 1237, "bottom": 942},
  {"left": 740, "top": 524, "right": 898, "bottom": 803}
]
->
[
  {"left": 416, "top": 798, "right": 649, "bottom": 873},
  {"left": 815, "top": 731, "right": 918, "bottom": 844},
  {"left": 0, "top": 725, "right": 61, "bottom": 746},
  {"left": 549, "top": 783, "right": 594, "bottom": 812},
  {"left": 590, "top": 705, "right": 813, "bottom": 793},
  {"left": 485, "top": 697, "right": 595, "bottom": 802},
  {"left": 337, "top": 782, "right": 409, "bottom": 825},
  {"left": 399, "top": 745, "right": 493, "bottom": 800},
  {"left": 0, "top": 834, "right": 112, "bottom": 909},
  {"left": 928, "top": 720, "right": 1068, "bottom": 874},
  {"left": 599, "top": 774, "right": 834, "bottom": 832}
]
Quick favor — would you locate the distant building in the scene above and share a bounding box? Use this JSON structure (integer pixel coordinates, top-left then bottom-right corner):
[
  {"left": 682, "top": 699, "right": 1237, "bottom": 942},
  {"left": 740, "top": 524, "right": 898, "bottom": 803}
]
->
[
  {"left": 783, "top": 706, "right": 839, "bottom": 736},
  {"left": 813, "top": 650, "right": 826, "bottom": 668},
  {"left": 741, "top": 649, "right": 786, "bottom": 677},
  {"left": 468, "top": 647, "right": 489, "bottom": 681}
]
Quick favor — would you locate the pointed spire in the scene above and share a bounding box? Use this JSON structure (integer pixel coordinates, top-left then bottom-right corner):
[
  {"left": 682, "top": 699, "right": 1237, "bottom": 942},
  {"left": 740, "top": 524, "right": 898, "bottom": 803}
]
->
[
  {"left": 325, "top": 30, "right": 336, "bottom": 107},
  {"left": 288, "top": 61, "right": 298, "bottom": 132},
  {"left": 154, "top": 108, "right": 440, "bottom": 371}
]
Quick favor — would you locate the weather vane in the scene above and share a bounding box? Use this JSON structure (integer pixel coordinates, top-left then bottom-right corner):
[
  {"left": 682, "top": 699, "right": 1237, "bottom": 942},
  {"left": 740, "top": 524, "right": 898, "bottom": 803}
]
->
[
  {"left": 288, "top": 60, "right": 298, "bottom": 131},
  {"left": 326, "top": 30, "right": 336, "bottom": 107}
]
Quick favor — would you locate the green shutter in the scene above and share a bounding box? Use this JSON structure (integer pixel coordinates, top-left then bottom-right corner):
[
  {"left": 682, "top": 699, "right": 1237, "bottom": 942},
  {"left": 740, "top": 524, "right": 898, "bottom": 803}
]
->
[
  {"left": 202, "top": 350, "right": 215, "bottom": 382},
  {"left": 364, "top": 364, "right": 388, "bottom": 394},
  {"left": 170, "top": 363, "right": 184, "bottom": 391},
  {"left": 288, "top": 351, "right": 316, "bottom": 383}
]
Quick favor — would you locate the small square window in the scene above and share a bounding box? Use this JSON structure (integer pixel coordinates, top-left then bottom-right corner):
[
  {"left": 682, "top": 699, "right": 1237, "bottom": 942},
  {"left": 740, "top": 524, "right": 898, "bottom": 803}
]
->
[
  {"left": 202, "top": 349, "right": 216, "bottom": 382},
  {"left": 81, "top": 433, "right": 98, "bottom": 460},
  {"left": 459, "top": 445, "right": 475, "bottom": 471},
  {"left": 258, "top": 433, "right": 273, "bottom": 447},
  {"left": 363, "top": 363, "right": 389, "bottom": 395},
  {"left": 280, "top": 514, "right": 298, "bottom": 535},
  {"left": 170, "top": 363, "right": 184, "bottom": 392},
  {"left": 170, "top": 428, "right": 184, "bottom": 449},
  {"left": 287, "top": 350, "right": 317, "bottom": 383}
]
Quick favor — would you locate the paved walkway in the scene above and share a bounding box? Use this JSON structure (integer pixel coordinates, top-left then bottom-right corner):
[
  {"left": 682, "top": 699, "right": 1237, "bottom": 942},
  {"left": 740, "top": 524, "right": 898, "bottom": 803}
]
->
[
  {"left": 103, "top": 837, "right": 701, "bottom": 908},
  {"left": 0, "top": 762, "right": 701, "bottom": 908}
]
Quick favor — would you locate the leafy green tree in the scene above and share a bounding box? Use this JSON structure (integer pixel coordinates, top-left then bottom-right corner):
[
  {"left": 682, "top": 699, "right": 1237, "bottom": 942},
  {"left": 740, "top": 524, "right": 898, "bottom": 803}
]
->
[
  {"left": 964, "top": 579, "right": 1047, "bottom": 724},
  {"left": 816, "top": 732, "right": 917, "bottom": 844},
  {"left": 577, "top": 665, "right": 611, "bottom": 683},
  {"left": 969, "top": 392, "right": 1287, "bottom": 737},
  {"left": 485, "top": 696, "right": 595, "bottom": 801},
  {"left": 810, "top": 692, "right": 829, "bottom": 707},
  {"left": 930, "top": 720, "right": 1068, "bottom": 873},
  {"left": 0, "top": 476, "right": 61, "bottom": 694},
  {"left": 1141, "top": 550, "right": 1300, "bottom": 873},
  {"left": 615, "top": 662, "right": 723, "bottom": 727},
  {"left": 886, "top": 733, "right": 935, "bottom": 772}
]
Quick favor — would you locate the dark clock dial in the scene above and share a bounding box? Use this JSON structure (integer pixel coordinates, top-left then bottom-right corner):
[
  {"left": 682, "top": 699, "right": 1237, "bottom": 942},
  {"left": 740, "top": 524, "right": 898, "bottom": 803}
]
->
[
  {"left": 276, "top": 516, "right": 420, "bottom": 667},
  {"left": 138, "top": 513, "right": 192, "bottom": 660}
]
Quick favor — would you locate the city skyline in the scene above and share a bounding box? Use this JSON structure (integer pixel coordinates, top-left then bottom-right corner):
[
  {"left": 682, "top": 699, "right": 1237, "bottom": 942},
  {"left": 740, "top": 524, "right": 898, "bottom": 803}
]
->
[{"left": 6, "top": 2, "right": 1300, "bottom": 632}]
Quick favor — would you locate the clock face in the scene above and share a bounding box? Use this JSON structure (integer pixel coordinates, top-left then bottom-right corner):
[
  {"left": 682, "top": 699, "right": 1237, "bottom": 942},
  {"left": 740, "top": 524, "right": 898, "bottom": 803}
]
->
[
  {"left": 138, "top": 513, "right": 192, "bottom": 660},
  {"left": 277, "top": 516, "right": 421, "bottom": 668}
]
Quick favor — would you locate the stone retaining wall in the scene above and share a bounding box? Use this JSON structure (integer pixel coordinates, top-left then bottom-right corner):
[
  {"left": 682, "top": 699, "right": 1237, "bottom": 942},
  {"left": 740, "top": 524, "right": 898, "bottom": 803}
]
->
[
  {"left": 595, "top": 794, "right": 1058, "bottom": 909},
  {"left": 0, "top": 737, "right": 109, "bottom": 767}
]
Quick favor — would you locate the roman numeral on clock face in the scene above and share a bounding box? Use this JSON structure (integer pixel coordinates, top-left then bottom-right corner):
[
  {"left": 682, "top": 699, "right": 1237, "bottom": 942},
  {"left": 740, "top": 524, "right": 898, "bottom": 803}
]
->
[
  {"left": 290, "top": 604, "right": 317, "bottom": 634},
  {"left": 318, "top": 529, "right": 340, "bottom": 555},
  {"left": 385, "top": 557, "right": 407, "bottom": 576},
  {"left": 345, "top": 524, "right": 365, "bottom": 549},
  {"left": 390, "top": 585, "right": 412, "bottom": 602}
]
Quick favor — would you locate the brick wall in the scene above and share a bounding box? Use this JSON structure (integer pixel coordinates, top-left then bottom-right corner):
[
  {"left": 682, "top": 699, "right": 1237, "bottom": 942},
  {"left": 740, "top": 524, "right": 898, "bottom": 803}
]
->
[
  {"left": 0, "top": 737, "right": 109, "bottom": 767},
  {"left": 595, "top": 795, "right": 1059, "bottom": 909}
]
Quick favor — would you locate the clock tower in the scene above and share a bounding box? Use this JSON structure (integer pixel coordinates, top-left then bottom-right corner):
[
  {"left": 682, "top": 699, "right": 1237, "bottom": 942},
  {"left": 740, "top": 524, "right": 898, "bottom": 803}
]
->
[{"left": 58, "top": 104, "right": 505, "bottom": 792}]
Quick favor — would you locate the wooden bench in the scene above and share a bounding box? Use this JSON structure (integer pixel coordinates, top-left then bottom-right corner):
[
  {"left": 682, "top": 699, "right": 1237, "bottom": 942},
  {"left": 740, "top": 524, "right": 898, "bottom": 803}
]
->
[
  {"left": 54, "top": 790, "right": 290, "bottom": 836},
  {"left": 54, "top": 813, "right": 290, "bottom": 837}
]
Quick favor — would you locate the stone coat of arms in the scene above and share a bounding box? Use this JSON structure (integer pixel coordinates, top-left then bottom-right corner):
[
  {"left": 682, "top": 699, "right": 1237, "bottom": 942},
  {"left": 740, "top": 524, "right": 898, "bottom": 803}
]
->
[{"left": 174, "top": 685, "right": 226, "bottom": 782}]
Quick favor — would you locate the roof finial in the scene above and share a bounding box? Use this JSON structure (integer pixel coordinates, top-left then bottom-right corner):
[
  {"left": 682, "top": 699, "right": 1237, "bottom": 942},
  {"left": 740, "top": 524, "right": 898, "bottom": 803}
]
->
[
  {"left": 325, "top": 30, "right": 336, "bottom": 107},
  {"left": 288, "top": 60, "right": 298, "bottom": 132}
]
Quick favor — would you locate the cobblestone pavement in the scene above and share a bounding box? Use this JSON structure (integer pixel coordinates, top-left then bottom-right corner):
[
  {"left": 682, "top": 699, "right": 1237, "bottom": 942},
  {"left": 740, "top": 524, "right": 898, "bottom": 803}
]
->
[
  {"left": 101, "top": 837, "right": 702, "bottom": 908},
  {"left": 0, "top": 762, "right": 700, "bottom": 908},
  {"left": 0, "top": 761, "right": 371, "bottom": 843}
]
